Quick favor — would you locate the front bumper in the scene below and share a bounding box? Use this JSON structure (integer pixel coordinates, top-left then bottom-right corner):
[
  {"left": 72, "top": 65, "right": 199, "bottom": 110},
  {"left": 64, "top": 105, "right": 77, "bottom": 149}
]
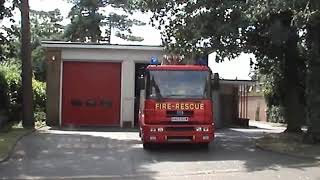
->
[{"left": 141, "top": 124, "right": 215, "bottom": 144}]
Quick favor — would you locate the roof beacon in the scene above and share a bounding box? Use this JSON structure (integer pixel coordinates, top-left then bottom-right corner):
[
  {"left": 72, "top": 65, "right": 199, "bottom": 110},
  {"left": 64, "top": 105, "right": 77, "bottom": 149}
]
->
[{"left": 150, "top": 56, "right": 159, "bottom": 65}]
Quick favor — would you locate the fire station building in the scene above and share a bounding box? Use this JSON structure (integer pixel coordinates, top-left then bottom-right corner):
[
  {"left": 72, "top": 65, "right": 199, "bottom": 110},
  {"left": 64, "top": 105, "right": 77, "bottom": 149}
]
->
[
  {"left": 43, "top": 41, "right": 255, "bottom": 129},
  {"left": 43, "top": 41, "right": 163, "bottom": 128}
]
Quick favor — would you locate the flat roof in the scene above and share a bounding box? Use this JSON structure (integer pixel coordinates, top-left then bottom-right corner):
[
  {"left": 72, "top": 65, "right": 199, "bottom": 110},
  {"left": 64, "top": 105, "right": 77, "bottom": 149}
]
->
[
  {"left": 42, "top": 41, "right": 164, "bottom": 51},
  {"left": 219, "top": 79, "right": 256, "bottom": 85}
]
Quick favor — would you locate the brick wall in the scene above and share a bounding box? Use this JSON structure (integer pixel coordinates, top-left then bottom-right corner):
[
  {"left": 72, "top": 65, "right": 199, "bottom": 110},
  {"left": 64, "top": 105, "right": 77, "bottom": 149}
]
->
[{"left": 247, "top": 95, "right": 267, "bottom": 121}]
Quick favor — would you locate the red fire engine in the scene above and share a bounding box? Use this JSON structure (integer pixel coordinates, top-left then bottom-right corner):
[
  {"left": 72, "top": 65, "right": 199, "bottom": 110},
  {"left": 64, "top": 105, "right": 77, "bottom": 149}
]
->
[{"left": 138, "top": 63, "right": 215, "bottom": 149}]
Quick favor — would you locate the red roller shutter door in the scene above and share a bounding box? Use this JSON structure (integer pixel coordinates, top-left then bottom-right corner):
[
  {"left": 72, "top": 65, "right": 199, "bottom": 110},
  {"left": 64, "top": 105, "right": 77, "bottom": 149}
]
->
[{"left": 62, "top": 62, "right": 121, "bottom": 126}]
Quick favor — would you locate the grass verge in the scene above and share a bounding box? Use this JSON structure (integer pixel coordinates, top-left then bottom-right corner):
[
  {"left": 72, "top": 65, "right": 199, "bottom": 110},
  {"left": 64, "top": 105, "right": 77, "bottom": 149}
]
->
[
  {"left": 0, "top": 127, "right": 31, "bottom": 161},
  {"left": 256, "top": 133, "right": 320, "bottom": 160}
]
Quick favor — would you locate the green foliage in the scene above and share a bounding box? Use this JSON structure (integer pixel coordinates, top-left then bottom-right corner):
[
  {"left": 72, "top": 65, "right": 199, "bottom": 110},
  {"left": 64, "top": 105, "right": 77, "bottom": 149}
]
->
[
  {"left": 32, "top": 79, "right": 46, "bottom": 112},
  {"left": 0, "top": 6, "right": 63, "bottom": 127},
  {"left": 30, "top": 9, "right": 65, "bottom": 46},
  {"left": 243, "top": 1, "right": 309, "bottom": 132},
  {"left": 0, "top": 0, "right": 10, "bottom": 20},
  {"left": 142, "top": 0, "right": 311, "bottom": 132},
  {"left": 0, "top": 0, "right": 18, "bottom": 62},
  {"left": 1, "top": 9, "right": 64, "bottom": 81},
  {"left": 65, "top": 0, "right": 145, "bottom": 42},
  {"left": 30, "top": 9, "right": 64, "bottom": 82},
  {"left": 64, "top": 0, "right": 106, "bottom": 42},
  {"left": 0, "top": 67, "right": 8, "bottom": 111},
  {"left": 32, "top": 46, "right": 46, "bottom": 82},
  {"left": 34, "top": 111, "right": 46, "bottom": 126},
  {"left": 33, "top": 79, "right": 46, "bottom": 125},
  {"left": 0, "top": 22, "right": 20, "bottom": 63},
  {"left": 140, "top": 0, "right": 248, "bottom": 60},
  {"left": 0, "top": 63, "right": 46, "bottom": 124},
  {"left": 0, "top": 63, "right": 22, "bottom": 123},
  {"left": 247, "top": 0, "right": 320, "bottom": 133},
  {"left": 267, "top": 105, "right": 285, "bottom": 124}
]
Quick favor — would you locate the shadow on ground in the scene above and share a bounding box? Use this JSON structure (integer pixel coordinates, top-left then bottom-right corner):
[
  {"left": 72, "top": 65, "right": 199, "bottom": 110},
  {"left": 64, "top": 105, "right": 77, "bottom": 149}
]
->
[
  {"left": 0, "top": 129, "right": 157, "bottom": 179},
  {"left": 142, "top": 128, "right": 319, "bottom": 172},
  {"left": 49, "top": 126, "right": 139, "bottom": 132},
  {"left": 0, "top": 126, "right": 318, "bottom": 179}
]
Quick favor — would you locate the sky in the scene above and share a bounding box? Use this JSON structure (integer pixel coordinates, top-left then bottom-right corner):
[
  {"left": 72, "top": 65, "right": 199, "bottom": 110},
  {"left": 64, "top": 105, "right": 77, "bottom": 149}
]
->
[
  {"left": 209, "top": 53, "right": 254, "bottom": 80},
  {"left": 1, "top": 0, "right": 253, "bottom": 80}
]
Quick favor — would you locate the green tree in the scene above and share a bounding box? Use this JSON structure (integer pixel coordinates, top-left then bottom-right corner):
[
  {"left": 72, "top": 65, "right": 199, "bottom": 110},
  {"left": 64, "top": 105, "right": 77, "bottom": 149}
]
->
[
  {"left": 140, "top": 0, "right": 246, "bottom": 61},
  {"left": 243, "top": 0, "right": 320, "bottom": 136},
  {"left": 30, "top": 9, "right": 64, "bottom": 47},
  {"left": 30, "top": 9, "right": 64, "bottom": 81},
  {"left": 2, "top": 8, "right": 64, "bottom": 81},
  {"left": 245, "top": 8, "right": 308, "bottom": 132},
  {"left": 0, "top": 0, "right": 8, "bottom": 56},
  {"left": 1, "top": 1, "right": 55, "bottom": 127},
  {"left": 65, "top": 0, "right": 145, "bottom": 43},
  {"left": 0, "top": 0, "right": 16, "bottom": 61},
  {"left": 141, "top": 0, "right": 311, "bottom": 133},
  {"left": 0, "top": 0, "right": 7, "bottom": 18}
]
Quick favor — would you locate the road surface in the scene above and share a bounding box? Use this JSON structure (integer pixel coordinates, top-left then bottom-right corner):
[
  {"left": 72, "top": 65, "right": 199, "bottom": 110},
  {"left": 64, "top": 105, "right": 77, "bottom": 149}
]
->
[{"left": 0, "top": 122, "right": 319, "bottom": 180}]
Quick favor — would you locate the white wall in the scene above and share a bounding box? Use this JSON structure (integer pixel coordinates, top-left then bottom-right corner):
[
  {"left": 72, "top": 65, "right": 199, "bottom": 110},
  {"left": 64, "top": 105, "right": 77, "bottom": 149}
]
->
[
  {"left": 61, "top": 48, "right": 163, "bottom": 127},
  {"left": 121, "top": 60, "right": 135, "bottom": 126}
]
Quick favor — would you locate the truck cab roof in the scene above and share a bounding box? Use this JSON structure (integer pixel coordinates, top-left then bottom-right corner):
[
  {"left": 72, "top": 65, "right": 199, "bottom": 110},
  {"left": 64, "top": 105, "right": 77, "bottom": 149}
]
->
[{"left": 146, "top": 65, "right": 210, "bottom": 71}]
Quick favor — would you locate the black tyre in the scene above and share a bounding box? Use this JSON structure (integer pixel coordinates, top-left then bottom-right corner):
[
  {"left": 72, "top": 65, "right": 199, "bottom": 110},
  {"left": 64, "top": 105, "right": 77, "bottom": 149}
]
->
[
  {"left": 200, "top": 143, "right": 209, "bottom": 149},
  {"left": 143, "top": 143, "right": 152, "bottom": 150}
]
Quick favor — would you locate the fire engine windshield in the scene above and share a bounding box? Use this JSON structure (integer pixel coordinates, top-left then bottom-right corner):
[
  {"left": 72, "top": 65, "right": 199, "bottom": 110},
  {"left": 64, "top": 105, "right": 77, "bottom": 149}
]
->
[{"left": 146, "top": 70, "right": 211, "bottom": 99}]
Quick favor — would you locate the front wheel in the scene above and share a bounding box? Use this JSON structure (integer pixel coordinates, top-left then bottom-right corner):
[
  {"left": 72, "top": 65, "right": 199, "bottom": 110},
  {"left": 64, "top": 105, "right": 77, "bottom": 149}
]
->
[
  {"left": 200, "top": 143, "right": 209, "bottom": 149},
  {"left": 143, "top": 143, "right": 153, "bottom": 150}
]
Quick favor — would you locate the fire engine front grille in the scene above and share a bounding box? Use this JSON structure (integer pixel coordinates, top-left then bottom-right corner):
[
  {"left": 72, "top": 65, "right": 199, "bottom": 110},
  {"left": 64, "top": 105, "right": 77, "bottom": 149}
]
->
[
  {"left": 166, "top": 110, "right": 193, "bottom": 117},
  {"left": 165, "top": 127, "right": 194, "bottom": 132}
]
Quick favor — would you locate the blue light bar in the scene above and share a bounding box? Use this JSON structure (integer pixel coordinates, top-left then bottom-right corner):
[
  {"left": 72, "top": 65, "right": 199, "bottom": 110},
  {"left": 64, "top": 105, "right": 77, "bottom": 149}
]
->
[
  {"left": 196, "top": 55, "right": 208, "bottom": 66},
  {"left": 150, "top": 56, "right": 159, "bottom": 65}
]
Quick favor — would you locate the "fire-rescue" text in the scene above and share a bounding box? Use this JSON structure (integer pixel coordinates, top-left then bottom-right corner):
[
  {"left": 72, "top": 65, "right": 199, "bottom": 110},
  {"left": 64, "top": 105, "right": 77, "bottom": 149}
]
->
[{"left": 155, "top": 103, "right": 204, "bottom": 110}]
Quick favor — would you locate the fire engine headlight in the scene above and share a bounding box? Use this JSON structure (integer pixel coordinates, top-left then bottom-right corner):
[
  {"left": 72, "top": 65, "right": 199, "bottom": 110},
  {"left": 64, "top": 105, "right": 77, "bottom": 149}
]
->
[
  {"left": 203, "top": 127, "right": 209, "bottom": 132},
  {"left": 203, "top": 135, "right": 210, "bottom": 140},
  {"left": 150, "top": 128, "right": 157, "bottom": 132},
  {"left": 195, "top": 127, "right": 202, "bottom": 132},
  {"left": 157, "top": 127, "right": 164, "bottom": 132},
  {"left": 150, "top": 136, "right": 157, "bottom": 141}
]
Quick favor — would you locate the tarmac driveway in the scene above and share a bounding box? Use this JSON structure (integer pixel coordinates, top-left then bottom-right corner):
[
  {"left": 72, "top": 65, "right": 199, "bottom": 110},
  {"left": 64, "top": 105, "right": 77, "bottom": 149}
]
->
[{"left": 0, "top": 123, "right": 319, "bottom": 180}]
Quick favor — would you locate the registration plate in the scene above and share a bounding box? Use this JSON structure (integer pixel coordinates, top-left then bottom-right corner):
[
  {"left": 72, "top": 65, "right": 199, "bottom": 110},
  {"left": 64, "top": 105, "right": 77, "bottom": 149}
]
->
[{"left": 171, "top": 117, "right": 189, "bottom": 122}]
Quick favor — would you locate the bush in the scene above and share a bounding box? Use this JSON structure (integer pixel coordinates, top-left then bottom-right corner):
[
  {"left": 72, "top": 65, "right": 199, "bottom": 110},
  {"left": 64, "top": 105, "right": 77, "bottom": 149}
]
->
[
  {"left": 266, "top": 105, "right": 285, "bottom": 123},
  {"left": 33, "top": 80, "right": 46, "bottom": 125},
  {"left": 0, "top": 68, "right": 9, "bottom": 112},
  {"left": 32, "top": 47, "right": 47, "bottom": 82},
  {"left": 0, "top": 64, "right": 22, "bottom": 123},
  {"left": 33, "top": 79, "right": 46, "bottom": 111},
  {"left": 0, "top": 63, "right": 46, "bottom": 126}
]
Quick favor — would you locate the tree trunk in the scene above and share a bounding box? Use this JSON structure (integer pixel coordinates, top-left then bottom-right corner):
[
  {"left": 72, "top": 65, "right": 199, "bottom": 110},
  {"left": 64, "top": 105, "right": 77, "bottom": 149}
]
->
[
  {"left": 21, "top": 0, "right": 34, "bottom": 129},
  {"left": 283, "top": 89, "right": 303, "bottom": 133},
  {"left": 283, "top": 28, "right": 303, "bottom": 133},
  {"left": 305, "top": 17, "right": 320, "bottom": 142}
]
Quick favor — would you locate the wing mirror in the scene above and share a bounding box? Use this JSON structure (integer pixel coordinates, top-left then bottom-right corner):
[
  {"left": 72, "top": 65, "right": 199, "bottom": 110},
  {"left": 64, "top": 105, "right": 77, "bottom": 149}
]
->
[{"left": 138, "top": 75, "right": 145, "bottom": 90}]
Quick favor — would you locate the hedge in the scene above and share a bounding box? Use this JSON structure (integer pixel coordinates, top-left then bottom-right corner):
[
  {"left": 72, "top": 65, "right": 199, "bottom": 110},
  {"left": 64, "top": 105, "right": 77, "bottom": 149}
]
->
[{"left": 0, "top": 63, "right": 46, "bottom": 125}]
